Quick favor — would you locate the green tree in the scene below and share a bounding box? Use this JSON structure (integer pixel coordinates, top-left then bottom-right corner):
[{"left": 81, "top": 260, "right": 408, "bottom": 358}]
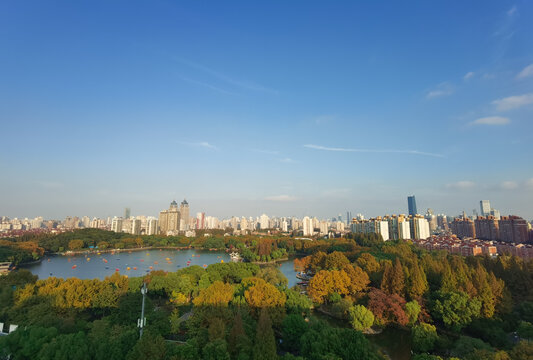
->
[
  {"left": 412, "top": 355, "right": 443, "bottom": 360},
  {"left": 405, "top": 300, "right": 421, "bottom": 325},
  {"left": 253, "top": 308, "right": 277, "bottom": 360},
  {"left": 38, "top": 331, "right": 91, "bottom": 360},
  {"left": 348, "top": 305, "right": 374, "bottom": 331},
  {"left": 517, "top": 321, "right": 533, "bottom": 341},
  {"left": 451, "top": 336, "right": 492, "bottom": 359},
  {"left": 208, "top": 317, "right": 227, "bottom": 341},
  {"left": 412, "top": 323, "right": 438, "bottom": 353},
  {"left": 509, "top": 341, "right": 533, "bottom": 360},
  {"left": 284, "top": 288, "right": 313, "bottom": 314},
  {"left": 0, "top": 326, "right": 58, "bottom": 360},
  {"left": 170, "top": 308, "right": 181, "bottom": 335},
  {"left": 257, "top": 266, "right": 288, "bottom": 287},
  {"left": 228, "top": 312, "right": 252, "bottom": 360},
  {"left": 408, "top": 262, "right": 428, "bottom": 299},
  {"left": 381, "top": 258, "right": 405, "bottom": 296},
  {"left": 281, "top": 314, "right": 308, "bottom": 351},
  {"left": 324, "top": 251, "right": 350, "bottom": 271},
  {"left": 203, "top": 339, "right": 231, "bottom": 360},
  {"left": 68, "top": 239, "right": 84, "bottom": 251},
  {"left": 432, "top": 291, "right": 481, "bottom": 331},
  {"left": 300, "top": 321, "right": 381, "bottom": 360},
  {"left": 126, "top": 333, "right": 167, "bottom": 360}
]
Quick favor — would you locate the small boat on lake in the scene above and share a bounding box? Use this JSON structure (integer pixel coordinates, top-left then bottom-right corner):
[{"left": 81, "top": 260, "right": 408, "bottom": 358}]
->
[{"left": 296, "top": 272, "right": 311, "bottom": 280}]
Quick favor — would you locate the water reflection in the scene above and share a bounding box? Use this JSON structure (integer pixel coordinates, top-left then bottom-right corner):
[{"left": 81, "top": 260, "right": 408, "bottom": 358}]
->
[{"left": 24, "top": 249, "right": 299, "bottom": 287}]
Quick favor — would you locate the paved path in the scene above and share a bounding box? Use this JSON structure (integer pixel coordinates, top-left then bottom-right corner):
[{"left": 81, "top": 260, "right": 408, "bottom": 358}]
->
[{"left": 178, "top": 310, "right": 193, "bottom": 322}]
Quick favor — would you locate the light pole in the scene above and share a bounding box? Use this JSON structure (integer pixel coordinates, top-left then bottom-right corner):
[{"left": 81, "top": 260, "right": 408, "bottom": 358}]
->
[{"left": 138, "top": 282, "right": 147, "bottom": 338}]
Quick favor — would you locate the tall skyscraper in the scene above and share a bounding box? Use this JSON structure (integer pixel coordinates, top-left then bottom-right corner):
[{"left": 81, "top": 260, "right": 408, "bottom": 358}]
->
[
  {"left": 124, "top": 208, "right": 131, "bottom": 219},
  {"left": 131, "top": 219, "right": 141, "bottom": 235},
  {"left": 196, "top": 212, "right": 205, "bottom": 229},
  {"left": 111, "top": 217, "right": 123, "bottom": 233},
  {"left": 159, "top": 200, "right": 180, "bottom": 235},
  {"left": 179, "top": 199, "right": 189, "bottom": 231},
  {"left": 303, "top": 216, "right": 313, "bottom": 236},
  {"left": 147, "top": 218, "right": 158, "bottom": 235},
  {"left": 408, "top": 196, "right": 417, "bottom": 216},
  {"left": 480, "top": 200, "right": 491, "bottom": 216},
  {"left": 259, "top": 214, "right": 270, "bottom": 229}
]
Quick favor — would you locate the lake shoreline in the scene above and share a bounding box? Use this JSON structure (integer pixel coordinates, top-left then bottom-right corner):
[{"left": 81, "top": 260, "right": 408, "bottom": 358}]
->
[{"left": 22, "top": 248, "right": 300, "bottom": 288}]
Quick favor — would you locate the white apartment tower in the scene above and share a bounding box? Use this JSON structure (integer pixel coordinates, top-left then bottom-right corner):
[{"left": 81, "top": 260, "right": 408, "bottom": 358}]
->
[{"left": 303, "top": 216, "right": 313, "bottom": 236}]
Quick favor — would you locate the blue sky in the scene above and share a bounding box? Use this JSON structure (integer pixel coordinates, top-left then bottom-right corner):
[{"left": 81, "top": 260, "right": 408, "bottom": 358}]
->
[{"left": 1, "top": 1, "right": 532, "bottom": 220}]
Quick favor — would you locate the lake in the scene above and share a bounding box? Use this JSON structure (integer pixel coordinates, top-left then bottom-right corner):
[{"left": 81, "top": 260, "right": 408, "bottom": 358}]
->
[{"left": 23, "top": 249, "right": 299, "bottom": 287}]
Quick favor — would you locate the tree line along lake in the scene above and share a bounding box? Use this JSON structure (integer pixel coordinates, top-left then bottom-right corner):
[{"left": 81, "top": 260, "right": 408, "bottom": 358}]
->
[{"left": 22, "top": 248, "right": 301, "bottom": 287}]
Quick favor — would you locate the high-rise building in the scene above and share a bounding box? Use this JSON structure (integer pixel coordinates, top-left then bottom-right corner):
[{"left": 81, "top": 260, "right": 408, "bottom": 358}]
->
[
  {"left": 499, "top": 216, "right": 529, "bottom": 243},
  {"left": 159, "top": 200, "right": 180, "bottom": 235},
  {"left": 351, "top": 217, "right": 389, "bottom": 241},
  {"left": 303, "top": 216, "right": 313, "bottom": 236},
  {"left": 450, "top": 216, "right": 476, "bottom": 239},
  {"left": 281, "top": 219, "right": 288, "bottom": 232},
  {"left": 474, "top": 216, "right": 500, "bottom": 241},
  {"left": 408, "top": 196, "right": 417, "bottom": 216},
  {"left": 319, "top": 220, "right": 328, "bottom": 235},
  {"left": 111, "top": 217, "right": 123, "bottom": 233},
  {"left": 387, "top": 215, "right": 411, "bottom": 240},
  {"left": 409, "top": 215, "right": 430, "bottom": 240},
  {"left": 147, "top": 218, "right": 158, "bottom": 235},
  {"left": 480, "top": 200, "right": 491, "bottom": 217},
  {"left": 425, "top": 211, "right": 437, "bottom": 233},
  {"left": 179, "top": 200, "right": 189, "bottom": 231},
  {"left": 124, "top": 208, "right": 131, "bottom": 219},
  {"left": 131, "top": 219, "right": 141, "bottom": 235},
  {"left": 259, "top": 214, "right": 270, "bottom": 229},
  {"left": 81, "top": 216, "right": 90, "bottom": 228},
  {"left": 346, "top": 211, "right": 352, "bottom": 225},
  {"left": 196, "top": 212, "right": 205, "bottom": 229}
]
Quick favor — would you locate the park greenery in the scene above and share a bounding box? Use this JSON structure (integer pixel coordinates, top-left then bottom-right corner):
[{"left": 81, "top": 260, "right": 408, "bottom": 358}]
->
[
  {"left": 0, "top": 229, "right": 532, "bottom": 359},
  {"left": 0, "top": 229, "right": 309, "bottom": 265}
]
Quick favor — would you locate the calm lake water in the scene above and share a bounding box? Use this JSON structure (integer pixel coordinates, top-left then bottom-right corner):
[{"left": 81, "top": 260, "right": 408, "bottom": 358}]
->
[{"left": 24, "top": 249, "right": 299, "bottom": 287}]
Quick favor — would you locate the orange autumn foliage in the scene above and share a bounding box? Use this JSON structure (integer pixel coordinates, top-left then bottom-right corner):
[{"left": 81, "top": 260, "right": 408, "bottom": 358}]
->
[
  {"left": 244, "top": 278, "right": 286, "bottom": 308},
  {"left": 193, "top": 281, "right": 234, "bottom": 306}
]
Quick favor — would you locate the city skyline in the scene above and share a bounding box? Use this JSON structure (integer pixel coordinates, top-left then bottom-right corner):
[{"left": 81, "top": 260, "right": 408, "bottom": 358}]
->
[
  {"left": 0, "top": 196, "right": 527, "bottom": 223},
  {"left": 1, "top": 2, "right": 533, "bottom": 219}
]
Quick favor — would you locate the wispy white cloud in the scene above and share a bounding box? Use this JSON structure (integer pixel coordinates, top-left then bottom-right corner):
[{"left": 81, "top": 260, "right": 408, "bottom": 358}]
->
[
  {"left": 526, "top": 178, "right": 533, "bottom": 189},
  {"left": 500, "top": 181, "right": 518, "bottom": 190},
  {"left": 176, "top": 57, "right": 277, "bottom": 95},
  {"left": 463, "top": 72, "right": 475, "bottom": 80},
  {"left": 264, "top": 195, "right": 297, "bottom": 202},
  {"left": 176, "top": 75, "right": 237, "bottom": 95},
  {"left": 280, "top": 158, "right": 295, "bottom": 163},
  {"left": 469, "top": 116, "right": 510, "bottom": 126},
  {"left": 445, "top": 181, "right": 476, "bottom": 190},
  {"left": 178, "top": 141, "right": 218, "bottom": 150},
  {"left": 426, "top": 82, "right": 454, "bottom": 99},
  {"left": 304, "top": 144, "right": 445, "bottom": 158},
  {"left": 517, "top": 64, "right": 533, "bottom": 79},
  {"left": 492, "top": 93, "right": 533, "bottom": 111},
  {"left": 492, "top": 6, "right": 518, "bottom": 61}
]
